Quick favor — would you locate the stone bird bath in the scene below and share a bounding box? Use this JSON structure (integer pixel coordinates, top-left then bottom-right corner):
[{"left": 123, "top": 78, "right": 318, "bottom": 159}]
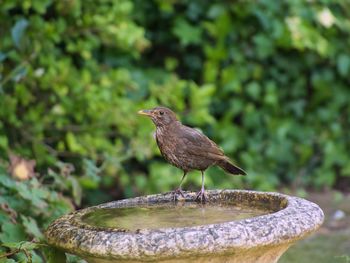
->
[{"left": 45, "top": 190, "right": 324, "bottom": 263}]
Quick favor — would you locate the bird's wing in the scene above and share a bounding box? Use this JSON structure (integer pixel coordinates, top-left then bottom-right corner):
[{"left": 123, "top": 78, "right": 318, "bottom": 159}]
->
[{"left": 177, "top": 125, "right": 225, "bottom": 160}]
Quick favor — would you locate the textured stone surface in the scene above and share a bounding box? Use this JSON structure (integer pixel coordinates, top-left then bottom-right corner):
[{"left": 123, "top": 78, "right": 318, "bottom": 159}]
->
[{"left": 45, "top": 190, "right": 324, "bottom": 262}]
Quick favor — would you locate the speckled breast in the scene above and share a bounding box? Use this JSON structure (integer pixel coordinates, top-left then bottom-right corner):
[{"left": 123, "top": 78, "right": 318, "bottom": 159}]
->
[{"left": 155, "top": 129, "right": 212, "bottom": 171}]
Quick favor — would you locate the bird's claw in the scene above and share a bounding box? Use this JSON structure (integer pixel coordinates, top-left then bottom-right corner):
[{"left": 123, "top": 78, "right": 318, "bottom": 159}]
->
[
  {"left": 172, "top": 188, "right": 185, "bottom": 201},
  {"left": 195, "top": 189, "right": 207, "bottom": 203}
]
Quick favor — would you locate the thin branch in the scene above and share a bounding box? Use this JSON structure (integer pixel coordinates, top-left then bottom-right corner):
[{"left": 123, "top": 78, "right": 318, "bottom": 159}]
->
[{"left": 0, "top": 249, "right": 20, "bottom": 258}]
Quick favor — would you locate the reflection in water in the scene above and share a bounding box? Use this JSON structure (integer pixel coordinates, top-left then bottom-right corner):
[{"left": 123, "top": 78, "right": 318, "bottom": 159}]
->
[{"left": 82, "top": 202, "right": 271, "bottom": 231}]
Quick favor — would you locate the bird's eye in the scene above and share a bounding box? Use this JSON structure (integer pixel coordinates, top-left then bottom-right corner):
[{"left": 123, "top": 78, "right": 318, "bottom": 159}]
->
[{"left": 159, "top": 111, "right": 164, "bottom": 115}]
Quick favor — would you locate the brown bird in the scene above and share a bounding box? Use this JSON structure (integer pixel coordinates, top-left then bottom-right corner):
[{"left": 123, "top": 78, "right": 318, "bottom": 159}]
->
[{"left": 138, "top": 106, "right": 246, "bottom": 202}]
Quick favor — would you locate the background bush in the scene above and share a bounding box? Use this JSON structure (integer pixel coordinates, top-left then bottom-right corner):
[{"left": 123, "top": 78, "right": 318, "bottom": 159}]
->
[
  {"left": 1, "top": 0, "right": 350, "bottom": 260},
  {"left": 0, "top": 160, "right": 76, "bottom": 262}
]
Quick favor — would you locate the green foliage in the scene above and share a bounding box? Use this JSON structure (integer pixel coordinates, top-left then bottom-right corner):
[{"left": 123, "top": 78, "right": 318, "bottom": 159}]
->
[
  {"left": 0, "top": 0, "right": 220, "bottom": 204},
  {"left": 0, "top": 161, "right": 76, "bottom": 262}
]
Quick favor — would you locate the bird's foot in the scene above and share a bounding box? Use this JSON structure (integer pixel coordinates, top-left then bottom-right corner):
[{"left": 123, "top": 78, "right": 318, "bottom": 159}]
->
[
  {"left": 172, "top": 188, "right": 185, "bottom": 201},
  {"left": 195, "top": 188, "right": 207, "bottom": 203}
]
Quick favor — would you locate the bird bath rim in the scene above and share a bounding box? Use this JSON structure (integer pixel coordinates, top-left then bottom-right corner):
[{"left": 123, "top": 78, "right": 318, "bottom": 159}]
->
[{"left": 45, "top": 190, "right": 324, "bottom": 262}]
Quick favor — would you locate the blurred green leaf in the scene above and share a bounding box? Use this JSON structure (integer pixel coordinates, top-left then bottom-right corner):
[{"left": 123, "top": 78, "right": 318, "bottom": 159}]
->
[
  {"left": 337, "top": 54, "right": 350, "bottom": 77},
  {"left": 172, "top": 18, "right": 202, "bottom": 46},
  {"left": 11, "top": 18, "right": 28, "bottom": 49},
  {"left": 0, "top": 259, "right": 17, "bottom": 263},
  {"left": 79, "top": 159, "right": 101, "bottom": 190},
  {"left": 21, "top": 216, "right": 44, "bottom": 240},
  {"left": 0, "top": 52, "right": 7, "bottom": 62},
  {"left": 0, "top": 222, "right": 26, "bottom": 243},
  {"left": 68, "top": 177, "right": 82, "bottom": 206},
  {"left": 2, "top": 241, "right": 43, "bottom": 250}
]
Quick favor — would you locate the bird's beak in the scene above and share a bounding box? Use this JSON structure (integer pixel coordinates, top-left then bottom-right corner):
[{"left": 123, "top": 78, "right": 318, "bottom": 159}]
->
[{"left": 138, "top": 109, "right": 153, "bottom": 117}]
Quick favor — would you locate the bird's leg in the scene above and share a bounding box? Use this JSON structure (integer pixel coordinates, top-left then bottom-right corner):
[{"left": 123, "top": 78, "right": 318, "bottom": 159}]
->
[
  {"left": 173, "top": 171, "right": 187, "bottom": 200},
  {"left": 195, "top": 171, "right": 207, "bottom": 203}
]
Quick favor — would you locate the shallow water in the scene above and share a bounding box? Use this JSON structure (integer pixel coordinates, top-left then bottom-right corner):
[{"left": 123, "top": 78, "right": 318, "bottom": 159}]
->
[{"left": 82, "top": 202, "right": 271, "bottom": 231}]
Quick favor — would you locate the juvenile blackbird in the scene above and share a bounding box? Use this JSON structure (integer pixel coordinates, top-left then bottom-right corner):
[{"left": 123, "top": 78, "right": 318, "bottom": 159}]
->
[{"left": 138, "top": 106, "right": 246, "bottom": 202}]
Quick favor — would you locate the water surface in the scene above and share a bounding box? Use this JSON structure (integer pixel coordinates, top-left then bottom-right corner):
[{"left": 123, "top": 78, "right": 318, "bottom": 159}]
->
[{"left": 82, "top": 202, "right": 271, "bottom": 231}]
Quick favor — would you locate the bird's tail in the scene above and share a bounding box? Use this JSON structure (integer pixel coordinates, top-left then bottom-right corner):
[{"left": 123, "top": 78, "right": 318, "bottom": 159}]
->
[{"left": 217, "top": 159, "right": 246, "bottom": 175}]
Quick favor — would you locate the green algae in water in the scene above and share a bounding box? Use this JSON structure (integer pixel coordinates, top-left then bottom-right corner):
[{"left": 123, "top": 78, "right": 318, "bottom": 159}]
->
[{"left": 82, "top": 202, "right": 271, "bottom": 231}]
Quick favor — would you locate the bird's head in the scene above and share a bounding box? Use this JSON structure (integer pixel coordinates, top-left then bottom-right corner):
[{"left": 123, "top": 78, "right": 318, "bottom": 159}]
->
[{"left": 138, "top": 106, "right": 178, "bottom": 127}]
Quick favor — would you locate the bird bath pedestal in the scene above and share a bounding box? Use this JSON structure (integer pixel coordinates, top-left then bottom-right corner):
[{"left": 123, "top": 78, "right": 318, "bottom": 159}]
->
[{"left": 45, "top": 190, "right": 324, "bottom": 263}]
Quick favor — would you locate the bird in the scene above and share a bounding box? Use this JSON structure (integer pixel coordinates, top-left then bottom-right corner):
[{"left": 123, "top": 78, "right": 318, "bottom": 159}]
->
[{"left": 138, "top": 106, "right": 246, "bottom": 202}]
